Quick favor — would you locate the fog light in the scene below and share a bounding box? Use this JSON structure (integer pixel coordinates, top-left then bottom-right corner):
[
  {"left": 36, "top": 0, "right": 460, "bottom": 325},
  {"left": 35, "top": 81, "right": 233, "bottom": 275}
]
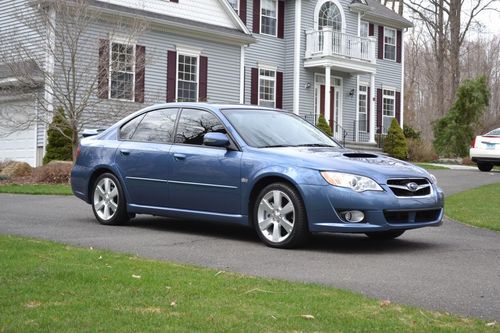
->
[{"left": 342, "top": 210, "right": 365, "bottom": 223}]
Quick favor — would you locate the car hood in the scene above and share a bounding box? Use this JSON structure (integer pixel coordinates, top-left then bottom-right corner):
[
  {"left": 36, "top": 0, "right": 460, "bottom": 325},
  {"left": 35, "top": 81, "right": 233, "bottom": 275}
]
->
[{"left": 256, "top": 147, "right": 431, "bottom": 183}]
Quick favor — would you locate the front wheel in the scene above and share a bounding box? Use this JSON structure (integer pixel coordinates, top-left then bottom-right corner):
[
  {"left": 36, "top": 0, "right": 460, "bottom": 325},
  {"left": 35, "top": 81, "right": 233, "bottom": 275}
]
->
[
  {"left": 92, "top": 173, "right": 129, "bottom": 225},
  {"left": 253, "top": 183, "right": 309, "bottom": 249},
  {"left": 477, "top": 162, "right": 493, "bottom": 172},
  {"left": 365, "top": 230, "right": 405, "bottom": 240}
]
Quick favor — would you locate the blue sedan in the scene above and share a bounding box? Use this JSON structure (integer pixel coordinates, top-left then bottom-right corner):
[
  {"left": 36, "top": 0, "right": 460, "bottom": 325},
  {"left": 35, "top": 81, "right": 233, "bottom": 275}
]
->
[{"left": 71, "top": 103, "right": 444, "bottom": 248}]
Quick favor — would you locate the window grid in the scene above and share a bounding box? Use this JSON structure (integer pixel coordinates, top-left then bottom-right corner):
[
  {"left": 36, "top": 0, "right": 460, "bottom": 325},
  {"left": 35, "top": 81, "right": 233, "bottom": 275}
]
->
[
  {"left": 358, "top": 85, "right": 368, "bottom": 132},
  {"left": 259, "top": 69, "right": 276, "bottom": 108},
  {"left": 384, "top": 27, "right": 396, "bottom": 61},
  {"left": 318, "top": 2, "right": 342, "bottom": 31},
  {"left": 177, "top": 54, "right": 198, "bottom": 102},
  {"left": 360, "top": 21, "right": 369, "bottom": 37},
  {"left": 261, "top": 0, "right": 277, "bottom": 36},
  {"left": 109, "top": 42, "right": 135, "bottom": 101},
  {"left": 228, "top": 0, "right": 239, "bottom": 14},
  {"left": 382, "top": 89, "right": 395, "bottom": 134}
]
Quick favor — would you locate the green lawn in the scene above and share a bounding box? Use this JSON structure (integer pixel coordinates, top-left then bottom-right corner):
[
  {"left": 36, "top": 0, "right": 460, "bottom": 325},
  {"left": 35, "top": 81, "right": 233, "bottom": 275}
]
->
[
  {"left": 446, "top": 183, "right": 500, "bottom": 231},
  {"left": 0, "top": 235, "right": 496, "bottom": 332},
  {"left": 0, "top": 184, "right": 72, "bottom": 195},
  {"left": 414, "top": 163, "right": 450, "bottom": 170}
]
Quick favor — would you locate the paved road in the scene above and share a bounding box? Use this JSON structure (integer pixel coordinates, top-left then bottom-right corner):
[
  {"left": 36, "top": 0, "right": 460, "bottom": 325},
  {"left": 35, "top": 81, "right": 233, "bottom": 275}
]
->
[{"left": 1, "top": 169, "right": 499, "bottom": 321}]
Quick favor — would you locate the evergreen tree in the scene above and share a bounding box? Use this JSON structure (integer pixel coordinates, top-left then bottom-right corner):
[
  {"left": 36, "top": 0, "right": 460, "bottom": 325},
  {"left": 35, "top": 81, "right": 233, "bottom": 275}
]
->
[
  {"left": 383, "top": 118, "right": 408, "bottom": 160},
  {"left": 316, "top": 114, "right": 332, "bottom": 136},
  {"left": 433, "top": 76, "right": 489, "bottom": 157},
  {"left": 43, "top": 107, "right": 73, "bottom": 164}
]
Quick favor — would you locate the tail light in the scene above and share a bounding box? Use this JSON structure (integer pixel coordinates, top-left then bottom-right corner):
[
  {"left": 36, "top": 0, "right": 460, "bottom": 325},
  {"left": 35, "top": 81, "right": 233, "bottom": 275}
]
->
[
  {"left": 470, "top": 137, "right": 476, "bottom": 148},
  {"left": 75, "top": 145, "right": 81, "bottom": 160}
]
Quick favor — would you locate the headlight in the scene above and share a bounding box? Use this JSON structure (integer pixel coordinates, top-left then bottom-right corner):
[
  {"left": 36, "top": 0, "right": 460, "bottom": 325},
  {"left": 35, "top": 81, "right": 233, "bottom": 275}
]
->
[
  {"left": 320, "top": 171, "right": 383, "bottom": 192},
  {"left": 429, "top": 174, "right": 437, "bottom": 184}
]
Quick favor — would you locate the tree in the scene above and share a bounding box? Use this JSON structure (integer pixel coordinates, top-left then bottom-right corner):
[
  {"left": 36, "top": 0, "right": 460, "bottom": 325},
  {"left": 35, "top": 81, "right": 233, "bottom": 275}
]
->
[
  {"left": 433, "top": 76, "right": 489, "bottom": 157},
  {"left": 0, "top": 0, "right": 146, "bottom": 160},
  {"left": 316, "top": 115, "right": 333, "bottom": 136},
  {"left": 383, "top": 118, "right": 408, "bottom": 160},
  {"left": 43, "top": 107, "right": 73, "bottom": 164}
]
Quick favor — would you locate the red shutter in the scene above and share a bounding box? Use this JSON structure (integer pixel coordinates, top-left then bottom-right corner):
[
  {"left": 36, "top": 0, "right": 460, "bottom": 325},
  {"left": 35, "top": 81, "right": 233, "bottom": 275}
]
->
[
  {"left": 396, "top": 30, "right": 402, "bottom": 63},
  {"left": 250, "top": 67, "right": 258, "bottom": 105},
  {"left": 199, "top": 56, "right": 208, "bottom": 102},
  {"left": 376, "top": 88, "right": 382, "bottom": 134},
  {"left": 253, "top": 0, "right": 260, "bottom": 33},
  {"left": 276, "top": 71, "right": 283, "bottom": 108},
  {"left": 395, "top": 91, "right": 401, "bottom": 124},
  {"left": 367, "top": 87, "right": 371, "bottom": 131},
  {"left": 135, "top": 45, "right": 145, "bottom": 103},
  {"left": 277, "top": 0, "right": 285, "bottom": 38},
  {"left": 98, "top": 39, "right": 109, "bottom": 99},
  {"left": 369, "top": 23, "right": 374, "bottom": 36},
  {"left": 240, "top": 0, "right": 247, "bottom": 24},
  {"left": 378, "top": 26, "right": 384, "bottom": 60},
  {"left": 167, "top": 51, "right": 177, "bottom": 102}
]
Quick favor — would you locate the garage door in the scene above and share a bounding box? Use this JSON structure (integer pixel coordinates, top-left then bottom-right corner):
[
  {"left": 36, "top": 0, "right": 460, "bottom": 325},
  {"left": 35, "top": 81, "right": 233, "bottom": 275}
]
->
[{"left": 0, "top": 100, "right": 37, "bottom": 166}]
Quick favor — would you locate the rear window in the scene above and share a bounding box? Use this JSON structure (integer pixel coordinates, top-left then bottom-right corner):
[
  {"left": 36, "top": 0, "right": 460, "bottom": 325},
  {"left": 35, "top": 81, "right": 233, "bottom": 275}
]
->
[{"left": 486, "top": 128, "right": 500, "bottom": 136}]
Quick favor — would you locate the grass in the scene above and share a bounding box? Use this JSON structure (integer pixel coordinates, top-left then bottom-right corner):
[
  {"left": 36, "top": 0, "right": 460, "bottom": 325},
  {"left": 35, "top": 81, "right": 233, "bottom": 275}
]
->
[
  {"left": 414, "top": 163, "right": 450, "bottom": 170},
  {"left": 0, "top": 235, "right": 496, "bottom": 332},
  {"left": 0, "top": 184, "right": 72, "bottom": 195},
  {"left": 446, "top": 183, "right": 500, "bottom": 232}
]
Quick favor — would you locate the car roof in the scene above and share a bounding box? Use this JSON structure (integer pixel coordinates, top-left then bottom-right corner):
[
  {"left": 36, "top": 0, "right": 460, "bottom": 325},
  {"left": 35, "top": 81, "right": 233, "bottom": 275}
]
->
[{"left": 146, "top": 102, "right": 281, "bottom": 112}]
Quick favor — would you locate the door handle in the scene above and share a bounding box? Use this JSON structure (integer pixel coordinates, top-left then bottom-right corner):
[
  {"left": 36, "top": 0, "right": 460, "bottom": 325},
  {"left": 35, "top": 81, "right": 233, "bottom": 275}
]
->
[
  {"left": 173, "top": 153, "right": 186, "bottom": 160},
  {"left": 119, "top": 149, "right": 130, "bottom": 156}
]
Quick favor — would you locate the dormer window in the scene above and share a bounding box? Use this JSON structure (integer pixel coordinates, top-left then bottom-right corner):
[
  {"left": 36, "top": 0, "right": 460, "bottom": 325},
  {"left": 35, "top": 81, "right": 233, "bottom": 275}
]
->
[{"left": 228, "top": 0, "right": 239, "bottom": 14}]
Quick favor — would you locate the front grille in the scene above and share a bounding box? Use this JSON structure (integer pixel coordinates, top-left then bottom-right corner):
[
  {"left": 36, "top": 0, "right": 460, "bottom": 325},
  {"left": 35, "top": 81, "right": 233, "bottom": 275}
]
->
[
  {"left": 387, "top": 178, "right": 431, "bottom": 197},
  {"left": 384, "top": 209, "right": 442, "bottom": 224}
]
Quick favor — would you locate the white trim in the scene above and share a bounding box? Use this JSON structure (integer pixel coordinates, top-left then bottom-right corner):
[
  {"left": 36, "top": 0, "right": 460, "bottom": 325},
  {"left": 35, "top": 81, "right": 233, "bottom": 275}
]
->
[
  {"left": 369, "top": 74, "right": 375, "bottom": 143},
  {"left": 382, "top": 87, "right": 396, "bottom": 134},
  {"left": 400, "top": 29, "right": 405, "bottom": 128},
  {"left": 260, "top": 0, "right": 278, "bottom": 37},
  {"left": 355, "top": 75, "right": 359, "bottom": 141},
  {"left": 293, "top": 0, "right": 301, "bottom": 115},
  {"left": 43, "top": 5, "right": 56, "bottom": 158},
  {"left": 313, "top": 73, "right": 343, "bottom": 131},
  {"left": 357, "top": 82, "right": 369, "bottom": 134},
  {"left": 175, "top": 52, "right": 200, "bottom": 102},
  {"left": 357, "top": 12, "right": 361, "bottom": 36},
  {"left": 108, "top": 41, "right": 136, "bottom": 102},
  {"left": 382, "top": 85, "right": 397, "bottom": 91},
  {"left": 383, "top": 27, "right": 397, "bottom": 62},
  {"left": 313, "top": 0, "right": 346, "bottom": 34},
  {"left": 257, "top": 66, "right": 277, "bottom": 107},
  {"left": 240, "top": 45, "right": 245, "bottom": 104},
  {"left": 217, "top": 0, "right": 251, "bottom": 35},
  {"left": 257, "top": 62, "right": 277, "bottom": 71},
  {"left": 175, "top": 45, "right": 202, "bottom": 57},
  {"left": 107, "top": 34, "right": 136, "bottom": 45}
]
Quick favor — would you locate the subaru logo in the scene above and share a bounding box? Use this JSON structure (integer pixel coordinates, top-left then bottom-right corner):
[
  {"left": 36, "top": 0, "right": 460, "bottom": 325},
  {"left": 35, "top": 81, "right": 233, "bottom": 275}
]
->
[{"left": 406, "top": 182, "right": 419, "bottom": 192}]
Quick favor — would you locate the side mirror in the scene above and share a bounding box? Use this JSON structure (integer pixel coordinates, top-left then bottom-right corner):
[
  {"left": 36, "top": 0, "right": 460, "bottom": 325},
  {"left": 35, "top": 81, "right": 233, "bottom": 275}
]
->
[{"left": 203, "top": 132, "right": 230, "bottom": 148}]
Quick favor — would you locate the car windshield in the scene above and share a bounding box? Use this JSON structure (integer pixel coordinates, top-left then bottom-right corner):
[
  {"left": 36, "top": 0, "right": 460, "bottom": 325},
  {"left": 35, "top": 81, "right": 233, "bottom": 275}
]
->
[
  {"left": 221, "top": 109, "right": 340, "bottom": 148},
  {"left": 486, "top": 128, "right": 500, "bottom": 135}
]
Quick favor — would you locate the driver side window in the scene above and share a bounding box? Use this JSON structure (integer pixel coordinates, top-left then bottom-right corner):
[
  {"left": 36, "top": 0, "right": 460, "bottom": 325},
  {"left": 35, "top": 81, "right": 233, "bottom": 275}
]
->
[{"left": 174, "top": 109, "right": 226, "bottom": 146}]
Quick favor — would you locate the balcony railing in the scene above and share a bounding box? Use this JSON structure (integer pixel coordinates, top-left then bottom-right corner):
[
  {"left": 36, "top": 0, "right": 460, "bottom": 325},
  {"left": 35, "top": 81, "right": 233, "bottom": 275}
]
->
[{"left": 305, "top": 29, "right": 376, "bottom": 63}]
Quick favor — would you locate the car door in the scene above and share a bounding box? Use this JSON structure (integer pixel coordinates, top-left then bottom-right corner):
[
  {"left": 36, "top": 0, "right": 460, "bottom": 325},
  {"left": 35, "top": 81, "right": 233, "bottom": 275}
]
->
[
  {"left": 169, "top": 108, "right": 242, "bottom": 215},
  {"left": 115, "top": 108, "right": 178, "bottom": 208}
]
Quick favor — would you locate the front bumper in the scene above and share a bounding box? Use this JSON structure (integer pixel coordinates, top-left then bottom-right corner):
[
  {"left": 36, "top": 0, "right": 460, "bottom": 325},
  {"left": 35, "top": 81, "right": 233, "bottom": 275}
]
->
[{"left": 300, "top": 184, "right": 444, "bottom": 233}]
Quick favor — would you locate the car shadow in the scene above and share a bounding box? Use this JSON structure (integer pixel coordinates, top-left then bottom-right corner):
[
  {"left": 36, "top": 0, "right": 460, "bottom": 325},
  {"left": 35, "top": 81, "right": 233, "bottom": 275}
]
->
[{"left": 124, "top": 215, "right": 442, "bottom": 254}]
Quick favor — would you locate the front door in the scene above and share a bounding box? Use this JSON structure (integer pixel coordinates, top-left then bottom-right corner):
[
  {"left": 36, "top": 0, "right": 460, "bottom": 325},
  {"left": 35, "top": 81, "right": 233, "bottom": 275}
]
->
[{"left": 320, "top": 85, "right": 335, "bottom": 129}]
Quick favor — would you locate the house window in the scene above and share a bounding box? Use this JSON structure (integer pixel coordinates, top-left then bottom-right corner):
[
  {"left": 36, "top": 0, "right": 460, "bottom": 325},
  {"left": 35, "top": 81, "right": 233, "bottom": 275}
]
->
[
  {"left": 177, "top": 54, "right": 198, "bottom": 102},
  {"left": 259, "top": 68, "right": 276, "bottom": 107},
  {"left": 360, "top": 21, "right": 369, "bottom": 37},
  {"left": 384, "top": 27, "right": 396, "bottom": 61},
  {"left": 261, "top": 0, "right": 277, "bottom": 36},
  {"left": 228, "top": 0, "right": 239, "bottom": 14},
  {"left": 382, "top": 89, "right": 395, "bottom": 134},
  {"left": 318, "top": 1, "right": 342, "bottom": 31},
  {"left": 110, "top": 42, "right": 135, "bottom": 101},
  {"left": 358, "top": 85, "right": 368, "bottom": 132}
]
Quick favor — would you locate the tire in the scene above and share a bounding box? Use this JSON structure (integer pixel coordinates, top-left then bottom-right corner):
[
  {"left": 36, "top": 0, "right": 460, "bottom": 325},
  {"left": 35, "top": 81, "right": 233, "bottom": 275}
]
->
[
  {"left": 253, "top": 182, "right": 309, "bottom": 249},
  {"left": 365, "top": 230, "right": 405, "bottom": 240},
  {"left": 477, "top": 162, "right": 493, "bottom": 172},
  {"left": 91, "top": 173, "right": 129, "bottom": 226}
]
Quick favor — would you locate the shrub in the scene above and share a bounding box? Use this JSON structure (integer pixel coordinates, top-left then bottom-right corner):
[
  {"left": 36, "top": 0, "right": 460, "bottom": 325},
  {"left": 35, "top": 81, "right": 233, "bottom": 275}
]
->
[
  {"left": 0, "top": 161, "right": 33, "bottom": 178},
  {"left": 407, "top": 139, "right": 438, "bottom": 162},
  {"left": 316, "top": 114, "right": 332, "bottom": 136},
  {"left": 32, "top": 162, "right": 72, "bottom": 184},
  {"left": 383, "top": 118, "right": 408, "bottom": 160},
  {"left": 403, "top": 124, "right": 421, "bottom": 140},
  {"left": 43, "top": 107, "right": 74, "bottom": 164}
]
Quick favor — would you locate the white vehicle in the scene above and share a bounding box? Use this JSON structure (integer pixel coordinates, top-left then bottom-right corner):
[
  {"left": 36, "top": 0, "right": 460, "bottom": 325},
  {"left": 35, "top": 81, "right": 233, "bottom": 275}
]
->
[{"left": 470, "top": 128, "right": 500, "bottom": 172}]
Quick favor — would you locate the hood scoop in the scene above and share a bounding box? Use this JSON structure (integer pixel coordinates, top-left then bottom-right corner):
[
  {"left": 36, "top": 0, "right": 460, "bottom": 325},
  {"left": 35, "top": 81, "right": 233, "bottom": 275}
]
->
[{"left": 343, "top": 152, "right": 378, "bottom": 158}]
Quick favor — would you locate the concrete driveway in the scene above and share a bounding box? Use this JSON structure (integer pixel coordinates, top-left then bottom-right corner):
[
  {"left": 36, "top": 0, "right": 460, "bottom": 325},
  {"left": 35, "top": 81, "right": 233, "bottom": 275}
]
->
[{"left": 0, "top": 168, "right": 499, "bottom": 321}]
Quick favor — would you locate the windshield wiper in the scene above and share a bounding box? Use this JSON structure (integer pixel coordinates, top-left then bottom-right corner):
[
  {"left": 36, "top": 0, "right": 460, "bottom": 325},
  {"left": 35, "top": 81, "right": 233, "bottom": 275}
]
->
[
  {"left": 295, "top": 143, "right": 336, "bottom": 147},
  {"left": 259, "top": 144, "right": 297, "bottom": 148}
]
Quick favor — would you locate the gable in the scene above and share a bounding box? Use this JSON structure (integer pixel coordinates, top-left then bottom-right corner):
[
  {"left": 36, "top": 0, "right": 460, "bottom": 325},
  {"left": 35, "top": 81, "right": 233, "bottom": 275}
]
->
[{"left": 96, "top": 0, "right": 244, "bottom": 31}]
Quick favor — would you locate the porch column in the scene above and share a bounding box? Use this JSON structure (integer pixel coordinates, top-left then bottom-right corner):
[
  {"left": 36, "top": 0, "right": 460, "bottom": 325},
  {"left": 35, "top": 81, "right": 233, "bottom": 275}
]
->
[
  {"left": 369, "top": 73, "right": 376, "bottom": 143},
  {"left": 325, "top": 66, "right": 331, "bottom": 128}
]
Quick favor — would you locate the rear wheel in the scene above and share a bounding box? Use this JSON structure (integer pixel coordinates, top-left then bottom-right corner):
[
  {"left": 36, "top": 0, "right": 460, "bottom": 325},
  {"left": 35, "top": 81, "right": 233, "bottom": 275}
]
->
[
  {"left": 92, "top": 173, "right": 129, "bottom": 225},
  {"left": 254, "top": 183, "right": 309, "bottom": 249},
  {"left": 365, "top": 230, "right": 405, "bottom": 240},
  {"left": 477, "top": 162, "right": 493, "bottom": 172}
]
